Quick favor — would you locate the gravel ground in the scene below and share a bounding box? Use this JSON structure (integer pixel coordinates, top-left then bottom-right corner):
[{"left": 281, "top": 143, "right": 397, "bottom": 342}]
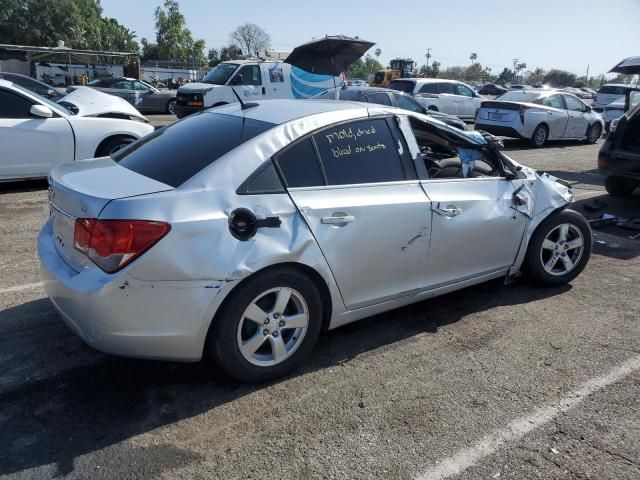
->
[{"left": 1, "top": 129, "right": 639, "bottom": 480}]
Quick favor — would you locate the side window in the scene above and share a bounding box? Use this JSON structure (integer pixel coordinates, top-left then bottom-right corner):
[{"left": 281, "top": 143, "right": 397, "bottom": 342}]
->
[
  {"left": 419, "top": 83, "right": 438, "bottom": 94},
  {"left": 563, "top": 95, "right": 585, "bottom": 112},
  {"left": 0, "top": 89, "right": 34, "bottom": 118},
  {"left": 394, "top": 94, "right": 423, "bottom": 113},
  {"left": 133, "top": 81, "right": 150, "bottom": 91},
  {"left": 234, "top": 65, "right": 262, "bottom": 86},
  {"left": 275, "top": 138, "right": 325, "bottom": 188},
  {"left": 437, "top": 83, "right": 456, "bottom": 94},
  {"left": 455, "top": 84, "right": 474, "bottom": 97},
  {"left": 237, "top": 161, "right": 285, "bottom": 194},
  {"left": 110, "top": 81, "right": 131, "bottom": 90},
  {"left": 543, "top": 95, "right": 565, "bottom": 109},
  {"left": 364, "top": 92, "right": 392, "bottom": 106},
  {"left": 313, "top": 118, "right": 407, "bottom": 185}
]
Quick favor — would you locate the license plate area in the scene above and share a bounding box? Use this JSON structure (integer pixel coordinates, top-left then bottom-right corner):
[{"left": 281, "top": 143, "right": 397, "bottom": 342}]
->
[
  {"left": 489, "top": 112, "right": 505, "bottom": 121},
  {"left": 51, "top": 204, "right": 85, "bottom": 271}
]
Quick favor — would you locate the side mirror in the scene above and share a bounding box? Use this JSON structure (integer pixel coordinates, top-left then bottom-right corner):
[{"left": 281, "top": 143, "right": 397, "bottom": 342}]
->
[
  {"left": 230, "top": 74, "right": 243, "bottom": 85},
  {"left": 46, "top": 89, "right": 57, "bottom": 98},
  {"left": 584, "top": 105, "right": 592, "bottom": 112},
  {"left": 30, "top": 104, "right": 53, "bottom": 118}
]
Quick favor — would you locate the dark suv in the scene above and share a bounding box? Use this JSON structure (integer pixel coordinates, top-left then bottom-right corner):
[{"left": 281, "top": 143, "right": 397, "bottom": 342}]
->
[{"left": 598, "top": 90, "right": 640, "bottom": 196}]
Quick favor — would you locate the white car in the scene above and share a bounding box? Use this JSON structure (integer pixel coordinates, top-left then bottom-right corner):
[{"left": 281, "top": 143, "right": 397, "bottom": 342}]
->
[
  {"left": 387, "top": 78, "right": 484, "bottom": 120},
  {"left": 0, "top": 79, "right": 154, "bottom": 182},
  {"left": 593, "top": 84, "right": 636, "bottom": 112},
  {"left": 475, "top": 90, "right": 604, "bottom": 147}
]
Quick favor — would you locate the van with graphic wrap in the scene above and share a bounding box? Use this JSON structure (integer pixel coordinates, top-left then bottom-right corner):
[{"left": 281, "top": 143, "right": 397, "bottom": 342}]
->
[{"left": 174, "top": 59, "right": 341, "bottom": 118}]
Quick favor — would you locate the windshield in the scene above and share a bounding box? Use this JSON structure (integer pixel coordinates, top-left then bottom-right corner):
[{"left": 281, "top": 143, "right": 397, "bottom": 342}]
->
[
  {"left": 495, "top": 91, "right": 540, "bottom": 102},
  {"left": 10, "top": 83, "right": 72, "bottom": 115},
  {"left": 201, "top": 63, "right": 239, "bottom": 85}
]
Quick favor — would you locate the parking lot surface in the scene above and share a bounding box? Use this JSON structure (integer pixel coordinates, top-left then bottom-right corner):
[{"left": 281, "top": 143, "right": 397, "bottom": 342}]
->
[{"left": 1, "top": 130, "right": 639, "bottom": 479}]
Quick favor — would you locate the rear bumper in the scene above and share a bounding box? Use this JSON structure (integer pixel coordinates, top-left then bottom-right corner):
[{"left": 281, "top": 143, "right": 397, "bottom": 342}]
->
[
  {"left": 475, "top": 123, "right": 525, "bottom": 138},
  {"left": 38, "top": 219, "right": 227, "bottom": 361},
  {"left": 173, "top": 104, "right": 203, "bottom": 118}
]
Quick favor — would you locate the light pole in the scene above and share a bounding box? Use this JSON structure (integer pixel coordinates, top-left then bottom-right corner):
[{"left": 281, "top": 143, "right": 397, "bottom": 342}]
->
[{"left": 425, "top": 48, "right": 432, "bottom": 73}]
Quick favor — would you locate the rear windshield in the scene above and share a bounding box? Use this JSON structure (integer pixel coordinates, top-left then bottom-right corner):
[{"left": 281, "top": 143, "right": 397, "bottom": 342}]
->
[
  {"left": 387, "top": 80, "right": 415, "bottom": 94},
  {"left": 598, "top": 85, "right": 628, "bottom": 95},
  {"left": 495, "top": 91, "right": 540, "bottom": 102},
  {"left": 114, "top": 112, "right": 275, "bottom": 187}
]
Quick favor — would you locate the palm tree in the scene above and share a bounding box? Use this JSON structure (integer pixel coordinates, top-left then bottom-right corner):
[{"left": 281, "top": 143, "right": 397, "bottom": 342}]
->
[{"left": 470, "top": 52, "right": 477, "bottom": 65}]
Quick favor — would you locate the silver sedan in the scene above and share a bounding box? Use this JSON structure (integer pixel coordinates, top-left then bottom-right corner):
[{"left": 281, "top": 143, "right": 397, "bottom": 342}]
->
[{"left": 39, "top": 99, "right": 592, "bottom": 382}]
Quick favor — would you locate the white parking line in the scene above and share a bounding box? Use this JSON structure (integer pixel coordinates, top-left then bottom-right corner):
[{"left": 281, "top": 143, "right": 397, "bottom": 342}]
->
[
  {"left": 0, "top": 282, "right": 42, "bottom": 294},
  {"left": 416, "top": 355, "right": 640, "bottom": 480}
]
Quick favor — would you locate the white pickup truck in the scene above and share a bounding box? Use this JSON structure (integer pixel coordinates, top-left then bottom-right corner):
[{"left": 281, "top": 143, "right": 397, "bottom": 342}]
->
[{"left": 388, "top": 78, "right": 484, "bottom": 121}]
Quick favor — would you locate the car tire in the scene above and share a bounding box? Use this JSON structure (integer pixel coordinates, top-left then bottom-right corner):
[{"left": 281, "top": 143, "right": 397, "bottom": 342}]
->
[
  {"left": 584, "top": 123, "right": 602, "bottom": 144},
  {"left": 604, "top": 176, "right": 636, "bottom": 197},
  {"left": 530, "top": 124, "right": 548, "bottom": 148},
  {"left": 525, "top": 209, "right": 592, "bottom": 286},
  {"left": 207, "top": 268, "right": 323, "bottom": 383},
  {"left": 166, "top": 98, "right": 177, "bottom": 115},
  {"left": 95, "top": 136, "right": 135, "bottom": 157}
]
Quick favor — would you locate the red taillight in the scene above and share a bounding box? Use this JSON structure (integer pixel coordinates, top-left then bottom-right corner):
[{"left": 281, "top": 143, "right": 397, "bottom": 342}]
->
[
  {"left": 519, "top": 106, "right": 529, "bottom": 124},
  {"left": 74, "top": 219, "right": 170, "bottom": 273},
  {"left": 597, "top": 151, "right": 609, "bottom": 169}
]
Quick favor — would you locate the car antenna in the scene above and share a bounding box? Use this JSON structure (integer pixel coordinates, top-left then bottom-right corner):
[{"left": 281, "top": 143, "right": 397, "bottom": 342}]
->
[{"left": 231, "top": 87, "right": 258, "bottom": 110}]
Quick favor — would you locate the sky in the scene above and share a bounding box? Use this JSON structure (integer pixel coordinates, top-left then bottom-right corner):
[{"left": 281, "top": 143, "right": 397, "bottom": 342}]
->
[{"left": 101, "top": 0, "right": 640, "bottom": 78}]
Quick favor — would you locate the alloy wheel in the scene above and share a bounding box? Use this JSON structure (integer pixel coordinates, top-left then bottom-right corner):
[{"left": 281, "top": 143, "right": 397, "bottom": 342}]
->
[
  {"left": 589, "top": 124, "right": 601, "bottom": 143},
  {"left": 534, "top": 126, "right": 547, "bottom": 146},
  {"left": 539, "top": 223, "right": 585, "bottom": 276},
  {"left": 168, "top": 100, "right": 177, "bottom": 115},
  {"left": 237, "top": 287, "right": 309, "bottom": 367}
]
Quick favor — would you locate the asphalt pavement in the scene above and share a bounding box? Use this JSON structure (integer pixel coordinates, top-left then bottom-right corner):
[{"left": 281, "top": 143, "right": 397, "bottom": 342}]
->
[{"left": 1, "top": 128, "right": 639, "bottom": 479}]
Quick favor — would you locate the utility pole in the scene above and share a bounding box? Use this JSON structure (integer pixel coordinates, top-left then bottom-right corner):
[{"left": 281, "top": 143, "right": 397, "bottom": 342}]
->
[
  {"left": 425, "top": 48, "right": 432, "bottom": 70},
  {"left": 586, "top": 64, "right": 590, "bottom": 86},
  {"left": 512, "top": 58, "right": 518, "bottom": 83}
]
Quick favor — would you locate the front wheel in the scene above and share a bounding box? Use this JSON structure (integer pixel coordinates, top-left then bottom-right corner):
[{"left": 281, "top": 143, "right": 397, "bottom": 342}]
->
[
  {"left": 584, "top": 123, "right": 602, "bottom": 144},
  {"left": 525, "top": 209, "right": 592, "bottom": 286},
  {"left": 207, "top": 268, "right": 323, "bottom": 382},
  {"left": 166, "top": 98, "right": 177, "bottom": 115}
]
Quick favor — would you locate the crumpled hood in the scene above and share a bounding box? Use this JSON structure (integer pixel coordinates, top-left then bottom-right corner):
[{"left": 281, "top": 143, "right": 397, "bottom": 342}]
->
[
  {"left": 178, "top": 82, "right": 219, "bottom": 94},
  {"left": 60, "top": 87, "right": 148, "bottom": 121}
]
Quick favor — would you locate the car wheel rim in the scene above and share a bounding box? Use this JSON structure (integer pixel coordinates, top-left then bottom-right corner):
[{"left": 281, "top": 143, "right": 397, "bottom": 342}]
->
[
  {"left": 168, "top": 101, "right": 176, "bottom": 114},
  {"left": 237, "top": 287, "right": 309, "bottom": 367},
  {"left": 535, "top": 128, "right": 546, "bottom": 145},
  {"left": 109, "top": 143, "right": 127, "bottom": 155},
  {"left": 539, "top": 223, "right": 584, "bottom": 276},
  {"left": 589, "top": 125, "right": 600, "bottom": 142}
]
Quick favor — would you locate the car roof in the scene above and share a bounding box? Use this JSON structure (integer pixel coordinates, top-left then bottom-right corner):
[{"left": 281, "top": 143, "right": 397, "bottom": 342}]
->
[
  {"left": 602, "top": 83, "right": 634, "bottom": 88},
  {"left": 0, "top": 78, "right": 13, "bottom": 88},
  {"left": 211, "top": 98, "right": 370, "bottom": 125},
  {"left": 399, "top": 78, "right": 462, "bottom": 84},
  {"left": 320, "top": 86, "right": 409, "bottom": 96}
]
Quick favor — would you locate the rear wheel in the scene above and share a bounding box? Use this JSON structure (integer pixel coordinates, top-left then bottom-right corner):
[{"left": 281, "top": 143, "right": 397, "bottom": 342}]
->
[
  {"left": 604, "top": 176, "right": 636, "bottom": 197},
  {"left": 166, "top": 98, "right": 177, "bottom": 115},
  {"left": 95, "top": 136, "right": 135, "bottom": 157},
  {"left": 530, "top": 124, "right": 548, "bottom": 148},
  {"left": 207, "top": 268, "right": 323, "bottom": 382},
  {"left": 525, "top": 209, "right": 592, "bottom": 285},
  {"left": 584, "top": 123, "right": 602, "bottom": 144}
]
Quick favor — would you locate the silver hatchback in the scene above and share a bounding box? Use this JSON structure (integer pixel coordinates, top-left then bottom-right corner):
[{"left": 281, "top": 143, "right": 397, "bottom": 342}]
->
[{"left": 39, "top": 99, "right": 592, "bottom": 382}]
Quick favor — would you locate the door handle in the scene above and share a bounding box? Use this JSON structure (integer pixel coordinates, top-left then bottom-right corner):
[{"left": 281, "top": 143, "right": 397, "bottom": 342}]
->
[
  {"left": 262, "top": 86, "right": 266, "bottom": 95},
  {"left": 434, "top": 204, "right": 462, "bottom": 217},
  {"left": 321, "top": 214, "right": 354, "bottom": 225}
]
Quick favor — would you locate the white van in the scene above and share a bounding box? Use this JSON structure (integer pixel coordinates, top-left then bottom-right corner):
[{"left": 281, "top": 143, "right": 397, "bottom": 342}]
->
[{"left": 174, "top": 59, "right": 341, "bottom": 117}]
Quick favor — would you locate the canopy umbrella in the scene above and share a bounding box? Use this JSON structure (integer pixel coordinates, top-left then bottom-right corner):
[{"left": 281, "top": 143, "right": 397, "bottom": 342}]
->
[
  {"left": 609, "top": 56, "right": 640, "bottom": 75},
  {"left": 285, "top": 35, "right": 375, "bottom": 99}
]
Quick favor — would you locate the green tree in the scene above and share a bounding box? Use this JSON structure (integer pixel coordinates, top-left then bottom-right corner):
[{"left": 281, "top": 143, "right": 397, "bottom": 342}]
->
[
  {"left": 419, "top": 60, "right": 440, "bottom": 78},
  {"left": 469, "top": 52, "right": 477, "bottom": 65},
  {"left": 346, "top": 54, "right": 383, "bottom": 79},
  {"left": 154, "top": 0, "right": 204, "bottom": 62},
  {"left": 0, "top": 0, "right": 138, "bottom": 51},
  {"left": 440, "top": 66, "right": 466, "bottom": 80},
  {"left": 526, "top": 67, "right": 546, "bottom": 85},
  {"left": 497, "top": 68, "right": 513, "bottom": 85},
  {"left": 543, "top": 69, "right": 577, "bottom": 88},
  {"left": 141, "top": 38, "right": 160, "bottom": 62}
]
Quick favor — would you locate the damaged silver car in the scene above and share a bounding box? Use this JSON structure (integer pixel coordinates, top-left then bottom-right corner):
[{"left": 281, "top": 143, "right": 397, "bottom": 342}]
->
[{"left": 38, "top": 99, "right": 592, "bottom": 382}]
